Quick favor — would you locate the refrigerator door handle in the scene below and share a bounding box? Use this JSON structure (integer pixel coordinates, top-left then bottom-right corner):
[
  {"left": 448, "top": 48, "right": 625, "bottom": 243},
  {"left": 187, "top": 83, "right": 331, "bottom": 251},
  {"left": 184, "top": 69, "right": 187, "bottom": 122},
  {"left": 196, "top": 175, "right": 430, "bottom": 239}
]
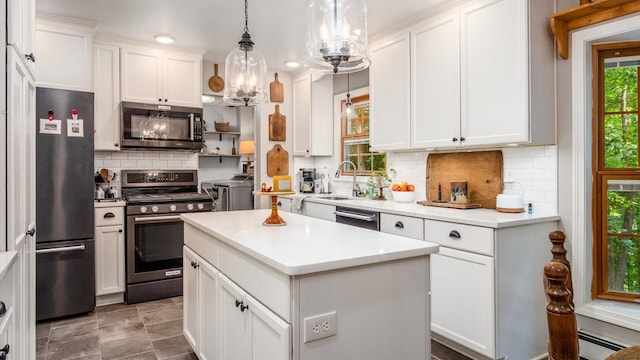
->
[{"left": 36, "top": 245, "right": 86, "bottom": 254}]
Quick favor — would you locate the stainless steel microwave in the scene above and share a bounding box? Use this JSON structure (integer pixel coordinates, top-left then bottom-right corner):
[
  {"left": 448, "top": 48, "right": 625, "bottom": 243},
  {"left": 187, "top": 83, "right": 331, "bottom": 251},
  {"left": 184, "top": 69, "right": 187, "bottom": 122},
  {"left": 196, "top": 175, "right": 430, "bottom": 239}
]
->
[{"left": 120, "top": 102, "right": 203, "bottom": 151}]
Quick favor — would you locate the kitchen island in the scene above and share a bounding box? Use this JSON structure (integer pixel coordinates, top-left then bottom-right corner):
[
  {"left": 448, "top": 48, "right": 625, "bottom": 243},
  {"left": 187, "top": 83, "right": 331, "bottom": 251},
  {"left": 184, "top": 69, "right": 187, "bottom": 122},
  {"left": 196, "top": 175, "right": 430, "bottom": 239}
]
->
[{"left": 181, "top": 209, "right": 439, "bottom": 360}]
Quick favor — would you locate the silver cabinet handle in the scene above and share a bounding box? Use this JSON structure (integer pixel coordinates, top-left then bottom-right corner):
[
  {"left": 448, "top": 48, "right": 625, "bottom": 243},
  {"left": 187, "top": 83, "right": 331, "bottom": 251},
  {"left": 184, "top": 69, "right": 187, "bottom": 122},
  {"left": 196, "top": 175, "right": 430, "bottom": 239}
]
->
[
  {"left": 134, "top": 215, "right": 181, "bottom": 223},
  {"left": 0, "top": 301, "right": 6, "bottom": 317},
  {"left": 334, "top": 210, "right": 376, "bottom": 222},
  {"left": 36, "top": 245, "right": 85, "bottom": 254},
  {"left": 104, "top": 212, "right": 115, "bottom": 218},
  {"left": 449, "top": 230, "right": 461, "bottom": 239},
  {"left": 395, "top": 221, "right": 404, "bottom": 229}
]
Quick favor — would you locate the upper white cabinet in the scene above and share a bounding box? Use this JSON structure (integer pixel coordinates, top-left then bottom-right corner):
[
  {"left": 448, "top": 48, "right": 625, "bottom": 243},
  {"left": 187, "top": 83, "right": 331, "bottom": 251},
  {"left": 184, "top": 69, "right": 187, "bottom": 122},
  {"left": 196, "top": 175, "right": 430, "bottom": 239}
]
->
[
  {"left": 93, "top": 41, "right": 121, "bottom": 151},
  {"left": 7, "top": 0, "right": 35, "bottom": 74},
  {"left": 35, "top": 16, "right": 95, "bottom": 91},
  {"left": 370, "top": 0, "right": 555, "bottom": 151},
  {"left": 369, "top": 33, "right": 411, "bottom": 150},
  {"left": 292, "top": 72, "right": 333, "bottom": 156},
  {"left": 120, "top": 47, "right": 203, "bottom": 107}
]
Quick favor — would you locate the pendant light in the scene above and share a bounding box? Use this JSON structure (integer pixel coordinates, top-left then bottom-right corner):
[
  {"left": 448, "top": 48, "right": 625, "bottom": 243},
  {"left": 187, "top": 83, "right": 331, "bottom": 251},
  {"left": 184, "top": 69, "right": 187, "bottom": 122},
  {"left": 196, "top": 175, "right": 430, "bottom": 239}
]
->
[
  {"left": 223, "top": 0, "right": 267, "bottom": 106},
  {"left": 341, "top": 72, "right": 356, "bottom": 119},
  {"left": 305, "top": 0, "right": 370, "bottom": 74}
]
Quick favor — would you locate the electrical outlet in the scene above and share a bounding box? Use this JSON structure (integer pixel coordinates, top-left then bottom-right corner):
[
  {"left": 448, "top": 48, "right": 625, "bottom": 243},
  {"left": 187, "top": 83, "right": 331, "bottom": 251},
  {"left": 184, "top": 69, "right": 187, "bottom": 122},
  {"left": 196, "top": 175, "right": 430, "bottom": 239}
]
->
[{"left": 303, "top": 311, "right": 337, "bottom": 343}]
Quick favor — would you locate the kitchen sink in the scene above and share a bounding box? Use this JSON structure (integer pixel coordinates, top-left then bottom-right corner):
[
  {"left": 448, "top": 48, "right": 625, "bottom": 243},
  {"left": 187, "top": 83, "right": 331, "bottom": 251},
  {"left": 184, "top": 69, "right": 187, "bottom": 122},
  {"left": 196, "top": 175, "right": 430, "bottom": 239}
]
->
[{"left": 317, "top": 195, "right": 351, "bottom": 200}]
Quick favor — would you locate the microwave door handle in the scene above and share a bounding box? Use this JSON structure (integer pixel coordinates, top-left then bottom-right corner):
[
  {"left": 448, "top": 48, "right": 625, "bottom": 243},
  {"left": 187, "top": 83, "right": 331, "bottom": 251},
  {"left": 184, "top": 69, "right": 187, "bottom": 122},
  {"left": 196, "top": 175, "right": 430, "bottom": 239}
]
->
[
  {"left": 189, "top": 114, "right": 195, "bottom": 141},
  {"left": 223, "top": 187, "right": 230, "bottom": 211}
]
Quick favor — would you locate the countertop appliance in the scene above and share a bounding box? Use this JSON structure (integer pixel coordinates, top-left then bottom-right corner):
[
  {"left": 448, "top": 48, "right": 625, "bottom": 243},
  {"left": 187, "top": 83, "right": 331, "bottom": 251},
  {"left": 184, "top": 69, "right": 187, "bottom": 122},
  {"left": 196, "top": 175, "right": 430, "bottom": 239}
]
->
[
  {"left": 334, "top": 206, "right": 380, "bottom": 231},
  {"left": 201, "top": 174, "right": 254, "bottom": 211},
  {"left": 300, "top": 168, "right": 317, "bottom": 193},
  {"left": 120, "top": 102, "right": 203, "bottom": 151},
  {"left": 121, "top": 169, "right": 212, "bottom": 304},
  {"left": 35, "top": 87, "right": 96, "bottom": 321}
]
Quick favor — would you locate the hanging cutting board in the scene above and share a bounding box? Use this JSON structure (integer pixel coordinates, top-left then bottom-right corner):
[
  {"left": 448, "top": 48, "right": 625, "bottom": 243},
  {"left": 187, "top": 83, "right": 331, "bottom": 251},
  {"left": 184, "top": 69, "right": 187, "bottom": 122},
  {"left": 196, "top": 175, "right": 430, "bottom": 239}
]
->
[
  {"left": 425, "top": 150, "right": 503, "bottom": 209},
  {"left": 270, "top": 73, "right": 284, "bottom": 103},
  {"left": 208, "top": 64, "right": 224, "bottom": 92},
  {"left": 266, "top": 144, "right": 289, "bottom": 176},
  {"left": 269, "top": 105, "right": 286, "bottom": 141}
]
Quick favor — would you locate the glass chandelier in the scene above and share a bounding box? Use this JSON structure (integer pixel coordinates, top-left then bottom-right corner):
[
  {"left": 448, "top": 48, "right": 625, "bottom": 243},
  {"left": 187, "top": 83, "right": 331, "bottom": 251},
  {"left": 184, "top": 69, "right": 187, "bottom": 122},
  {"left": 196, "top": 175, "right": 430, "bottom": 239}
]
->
[
  {"left": 223, "top": 0, "right": 267, "bottom": 106},
  {"left": 304, "top": 0, "right": 370, "bottom": 74},
  {"left": 341, "top": 72, "right": 357, "bottom": 119}
]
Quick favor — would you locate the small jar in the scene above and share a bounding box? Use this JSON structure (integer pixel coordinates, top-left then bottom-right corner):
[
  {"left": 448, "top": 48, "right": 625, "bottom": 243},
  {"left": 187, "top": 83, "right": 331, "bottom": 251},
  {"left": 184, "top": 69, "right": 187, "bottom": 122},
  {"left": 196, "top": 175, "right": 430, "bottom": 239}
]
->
[{"left": 96, "top": 187, "right": 105, "bottom": 199}]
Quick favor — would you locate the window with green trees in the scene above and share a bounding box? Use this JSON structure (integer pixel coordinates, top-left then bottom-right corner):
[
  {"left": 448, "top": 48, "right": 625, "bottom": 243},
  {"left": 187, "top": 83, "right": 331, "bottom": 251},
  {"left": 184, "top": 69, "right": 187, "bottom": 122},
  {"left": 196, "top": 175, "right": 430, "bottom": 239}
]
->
[
  {"left": 593, "top": 42, "right": 640, "bottom": 302},
  {"left": 340, "top": 93, "right": 386, "bottom": 175}
]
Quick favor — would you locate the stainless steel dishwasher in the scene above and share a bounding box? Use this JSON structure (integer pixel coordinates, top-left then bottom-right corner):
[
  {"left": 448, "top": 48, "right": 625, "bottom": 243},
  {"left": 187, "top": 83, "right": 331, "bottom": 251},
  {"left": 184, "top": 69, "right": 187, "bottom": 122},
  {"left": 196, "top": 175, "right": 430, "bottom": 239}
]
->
[{"left": 334, "top": 206, "right": 380, "bottom": 231}]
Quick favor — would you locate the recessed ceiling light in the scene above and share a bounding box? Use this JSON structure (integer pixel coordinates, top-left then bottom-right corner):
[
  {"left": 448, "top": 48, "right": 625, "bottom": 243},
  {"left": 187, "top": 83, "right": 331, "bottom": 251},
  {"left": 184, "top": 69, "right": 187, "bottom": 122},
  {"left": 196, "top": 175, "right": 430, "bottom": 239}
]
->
[
  {"left": 285, "top": 61, "right": 301, "bottom": 68},
  {"left": 155, "top": 34, "right": 175, "bottom": 44}
]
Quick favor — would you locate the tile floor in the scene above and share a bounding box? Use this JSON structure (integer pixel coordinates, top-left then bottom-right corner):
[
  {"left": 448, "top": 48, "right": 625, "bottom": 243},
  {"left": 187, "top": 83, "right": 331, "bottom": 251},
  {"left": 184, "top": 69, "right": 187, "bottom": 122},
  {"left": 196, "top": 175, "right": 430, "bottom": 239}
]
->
[{"left": 36, "top": 296, "right": 470, "bottom": 360}]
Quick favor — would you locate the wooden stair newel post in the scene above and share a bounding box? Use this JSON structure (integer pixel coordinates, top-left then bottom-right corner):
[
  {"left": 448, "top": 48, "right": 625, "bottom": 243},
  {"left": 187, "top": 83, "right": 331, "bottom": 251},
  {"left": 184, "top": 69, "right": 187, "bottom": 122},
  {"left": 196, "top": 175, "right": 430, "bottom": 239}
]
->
[
  {"left": 544, "top": 260, "right": 579, "bottom": 360},
  {"left": 549, "top": 230, "right": 574, "bottom": 305}
]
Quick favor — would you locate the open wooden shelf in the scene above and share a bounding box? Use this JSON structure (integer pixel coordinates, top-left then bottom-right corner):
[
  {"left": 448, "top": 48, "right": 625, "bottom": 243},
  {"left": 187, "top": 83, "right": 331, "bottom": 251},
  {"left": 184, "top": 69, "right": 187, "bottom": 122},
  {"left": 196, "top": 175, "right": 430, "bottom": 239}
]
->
[
  {"left": 203, "top": 130, "right": 241, "bottom": 141},
  {"left": 198, "top": 154, "right": 241, "bottom": 163},
  {"left": 551, "top": 0, "right": 640, "bottom": 59}
]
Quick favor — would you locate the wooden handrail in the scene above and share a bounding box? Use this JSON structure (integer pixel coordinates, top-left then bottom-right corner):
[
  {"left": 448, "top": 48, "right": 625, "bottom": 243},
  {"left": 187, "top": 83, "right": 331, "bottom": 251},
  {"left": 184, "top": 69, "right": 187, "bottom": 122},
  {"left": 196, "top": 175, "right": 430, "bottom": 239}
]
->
[
  {"left": 550, "top": 0, "right": 640, "bottom": 59},
  {"left": 544, "top": 260, "right": 579, "bottom": 360}
]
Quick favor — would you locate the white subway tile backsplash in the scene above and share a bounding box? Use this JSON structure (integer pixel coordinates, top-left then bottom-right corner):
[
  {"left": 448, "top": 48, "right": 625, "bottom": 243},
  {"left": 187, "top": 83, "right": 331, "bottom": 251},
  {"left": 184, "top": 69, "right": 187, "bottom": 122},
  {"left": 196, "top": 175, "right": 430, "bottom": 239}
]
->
[
  {"left": 136, "top": 160, "right": 154, "bottom": 168},
  {"left": 152, "top": 160, "right": 168, "bottom": 168},
  {"left": 111, "top": 152, "right": 130, "bottom": 160},
  {"left": 144, "top": 152, "right": 160, "bottom": 159},
  {"left": 127, "top": 152, "right": 145, "bottom": 159},
  {"left": 119, "top": 160, "right": 138, "bottom": 168}
]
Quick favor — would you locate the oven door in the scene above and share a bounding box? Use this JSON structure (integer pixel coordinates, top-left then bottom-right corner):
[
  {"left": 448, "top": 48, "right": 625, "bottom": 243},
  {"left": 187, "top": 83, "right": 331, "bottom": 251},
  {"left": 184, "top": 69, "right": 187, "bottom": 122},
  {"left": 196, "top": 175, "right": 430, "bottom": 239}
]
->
[{"left": 126, "top": 213, "right": 184, "bottom": 284}]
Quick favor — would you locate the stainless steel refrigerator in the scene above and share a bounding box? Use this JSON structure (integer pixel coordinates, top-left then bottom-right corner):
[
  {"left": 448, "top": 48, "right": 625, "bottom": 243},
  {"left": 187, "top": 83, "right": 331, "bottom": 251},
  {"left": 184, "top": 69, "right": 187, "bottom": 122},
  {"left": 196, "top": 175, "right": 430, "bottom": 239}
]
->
[{"left": 35, "top": 87, "right": 95, "bottom": 321}]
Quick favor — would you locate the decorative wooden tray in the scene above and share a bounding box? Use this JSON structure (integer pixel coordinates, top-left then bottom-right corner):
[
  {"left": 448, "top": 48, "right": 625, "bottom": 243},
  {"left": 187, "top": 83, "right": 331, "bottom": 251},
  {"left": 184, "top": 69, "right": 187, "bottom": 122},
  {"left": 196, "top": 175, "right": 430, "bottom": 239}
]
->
[{"left": 417, "top": 201, "right": 482, "bottom": 210}]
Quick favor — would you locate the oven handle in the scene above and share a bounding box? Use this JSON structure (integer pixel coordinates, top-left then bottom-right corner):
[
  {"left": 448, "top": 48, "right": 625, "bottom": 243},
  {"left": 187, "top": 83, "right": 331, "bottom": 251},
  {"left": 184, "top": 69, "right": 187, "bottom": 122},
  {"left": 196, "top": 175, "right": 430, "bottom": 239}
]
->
[
  {"left": 36, "top": 245, "right": 85, "bottom": 254},
  {"left": 334, "top": 210, "right": 377, "bottom": 222},
  {"left": 134, "top": 215, "right": 182, "bottom": 223}
]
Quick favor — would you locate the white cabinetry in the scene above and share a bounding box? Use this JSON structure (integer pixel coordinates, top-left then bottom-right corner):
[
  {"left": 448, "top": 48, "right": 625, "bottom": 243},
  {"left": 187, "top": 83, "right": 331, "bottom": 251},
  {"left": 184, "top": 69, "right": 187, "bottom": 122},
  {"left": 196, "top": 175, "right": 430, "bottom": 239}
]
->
[
  {"left": 7, "top": 0, "right": 35, "bottom": 74},
  {"left": 426, "top": 219, "right": 556, "bottom": 359},
  {"left": 93, "top": 41, "right": 121, "bottom": 151},
  {"left": 370, "top": 0, "right": 554, "bottom": 151},
  {"left": 380, "top": 213, "right": 424, "bottom": 240},
  {"left": 0, "top": 253, "right": 17, "bottom": 360},
  {"left": 120, "top": 47, "right": 203, "bottom": 107},
  {"left": 35, "top": 16, "right": 94, "bottom": 91},
  {"left": 219, "top": 273, "right": 290, "bottom": 360},
  {"left": 183, "top": 246, "right": 218, "bottom": 360},
  {"left": 94, "top": 204, "right": 125, "bottom": 301},
  {"left": 292, "top": 72, "right": 333, "bottom": 156}
]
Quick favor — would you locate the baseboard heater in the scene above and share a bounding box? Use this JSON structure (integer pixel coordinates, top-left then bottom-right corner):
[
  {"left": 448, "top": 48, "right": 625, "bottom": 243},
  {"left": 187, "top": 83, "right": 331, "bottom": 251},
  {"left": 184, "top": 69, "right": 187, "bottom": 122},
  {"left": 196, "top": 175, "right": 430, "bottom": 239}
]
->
[{"left": 578, "top": 330, "right": 627, "bottom": 360}]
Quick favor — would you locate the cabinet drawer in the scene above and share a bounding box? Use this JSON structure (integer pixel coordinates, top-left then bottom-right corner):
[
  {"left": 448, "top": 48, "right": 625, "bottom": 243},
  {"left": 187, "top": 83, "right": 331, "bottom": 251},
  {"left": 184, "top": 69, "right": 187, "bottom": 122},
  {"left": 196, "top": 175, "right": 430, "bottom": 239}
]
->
[
  {"left": 424, "top": 220, "right": 493, "bottom": 256},
  {"left": 380, "top": 214, "right": 424, "bottom": 240},
  {"left": 95, "top": 207, "right": 124, "bottom": 227}
]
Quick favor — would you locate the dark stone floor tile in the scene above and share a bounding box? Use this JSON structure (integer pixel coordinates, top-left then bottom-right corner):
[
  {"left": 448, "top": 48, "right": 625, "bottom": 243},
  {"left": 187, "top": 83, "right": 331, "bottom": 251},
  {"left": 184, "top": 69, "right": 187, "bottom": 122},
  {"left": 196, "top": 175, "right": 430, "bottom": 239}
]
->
[
  {"left": 46, "top": 334, "right": 101, "bottom": 360},
  {"left": 152, "top": 335, "right": 193, "bottom": 359},
  {"left": 171, "top": 296, "right": 183, "bottom": 306},
  {"left": 36, "top": 337, "right": 48, "bottom": 356},
  {"left": 96, "top": 302, "right": 131, "bottom": 315},
  {"left": 163, "top": 352, "right": 197, "bottom": 360},
  {"left": 36, "top": 322, "right": 51, "bottom": 339},
  {"left": 141, "top": 307, "right": 182, "bottom": 326},
  {"left": 136, "top": 298, "right": 177, "bottom": 314},
  {"left": 98, "top": 308, "right": 141, "bottom": 327},
  {"left": 146, "top": 319, "right": 183, "bottom": 341},
  {"left": 115, "top": 350, "right": 157, "bottom": 360},
  {"left": 36, "top": 354, "right": 46, "bottom": 360},
  {"left": 51, "top": 311, "right": 97, "bottom": 329},
  {"left": 99, "top": 318, "right": 147, "bottom": 343},
  {"left": 68, "top": 354, "right": 102, "bottom": 360},
  {"left": 431, "top": 340, "right": 472, "bottom": 360},
  {"left": 50, "top": 320, "right": 99, "bottom": 343},
  {"left": 101, "top": 334, "right": 153, "bottom": 360}
]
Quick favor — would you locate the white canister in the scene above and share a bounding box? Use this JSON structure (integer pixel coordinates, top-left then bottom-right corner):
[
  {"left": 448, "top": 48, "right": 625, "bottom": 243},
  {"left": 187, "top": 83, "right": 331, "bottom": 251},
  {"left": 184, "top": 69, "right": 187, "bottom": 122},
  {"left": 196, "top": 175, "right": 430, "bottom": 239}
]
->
[
  {"left": 496, "top": 194, "right": 523, "bottom": 212},
  {"left": 96, "top": 187, "right": 105, "bottom": 199}
]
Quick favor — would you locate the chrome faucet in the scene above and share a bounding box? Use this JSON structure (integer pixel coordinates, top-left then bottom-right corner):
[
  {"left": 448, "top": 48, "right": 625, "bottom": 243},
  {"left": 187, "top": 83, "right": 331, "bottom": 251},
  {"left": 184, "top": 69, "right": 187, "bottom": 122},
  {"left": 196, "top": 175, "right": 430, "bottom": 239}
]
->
[{"left": 335, "top": 160, "right": 363, "bottom": 197}]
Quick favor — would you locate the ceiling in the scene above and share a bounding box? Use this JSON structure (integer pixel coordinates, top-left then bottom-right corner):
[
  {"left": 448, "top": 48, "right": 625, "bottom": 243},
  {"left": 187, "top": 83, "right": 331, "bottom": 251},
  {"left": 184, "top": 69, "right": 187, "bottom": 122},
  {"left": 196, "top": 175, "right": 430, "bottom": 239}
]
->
[{"left": 35, "top": 0, "right": 449, "bottom": 72}]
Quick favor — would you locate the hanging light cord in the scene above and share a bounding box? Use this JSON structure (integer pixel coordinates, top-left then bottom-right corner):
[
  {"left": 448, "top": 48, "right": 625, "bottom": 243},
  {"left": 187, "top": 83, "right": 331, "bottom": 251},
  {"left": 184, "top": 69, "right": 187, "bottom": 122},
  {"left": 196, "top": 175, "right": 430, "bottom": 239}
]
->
[{"left": 244, "top": 0, "right": 249, "bottom": 34}]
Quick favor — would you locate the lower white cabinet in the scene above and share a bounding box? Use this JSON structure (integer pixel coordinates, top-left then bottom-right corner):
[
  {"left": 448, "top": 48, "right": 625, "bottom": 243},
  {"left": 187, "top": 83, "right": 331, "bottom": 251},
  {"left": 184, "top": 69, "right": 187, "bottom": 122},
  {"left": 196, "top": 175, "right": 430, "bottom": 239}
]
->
[
  {"left": 0, "top": 253, "right": 17, "bottom": 360},
  {"left": 300, "top": 202, "right": 335, "bottom": 222},
  {"left": 95, "top": 203, "right": 125, "bottom": 299},
  {"left": 380, "top": 213, "right": 424, "bottom": 240}
]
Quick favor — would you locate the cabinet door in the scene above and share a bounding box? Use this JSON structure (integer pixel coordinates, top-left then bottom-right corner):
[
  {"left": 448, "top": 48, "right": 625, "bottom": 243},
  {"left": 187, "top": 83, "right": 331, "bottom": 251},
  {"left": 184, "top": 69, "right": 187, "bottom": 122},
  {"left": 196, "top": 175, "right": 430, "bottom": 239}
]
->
[
  {"left": 460, "top": 0, "right": 528, "bottom": 146},
  {"left": 183, "top": 247, "right": 199, "bottom": 351},
  {"left": 411, "top": 11, "right": 460, "bottom": 149},
  {"left": 369, "top": 33, "right": 411, "bottom": 151},
  {"left": 431, "top": 246, "right": 495, "bottom": 358},
  {"left": 7, "top": 0, "right": 35, "bottom": 74},
  {"left": 198, "top": 258, "right": 219, "bottom": 360},
  {"left": 163, "top": 52, "right": 202, "bottom": 107},
  {"left": 247, "top": 294, "right": 290, "bottom": 360},
  {"left": 219, "top": 275, "right": 251, "bottom": 360},
  {"left": 35, "top": 20, "right": 93, "bottom": 91},
  {"left": 94, "top": 43, "right": 121, "bottom": 151},
  {"left": 95, "top": 225, "right": 125, "bottom": 296},
  {"left": 292, "top": 74, "right": 312, "bottom": 156},
  {"left": 120, "top": 47, "right": 162, "bottom": 104}
]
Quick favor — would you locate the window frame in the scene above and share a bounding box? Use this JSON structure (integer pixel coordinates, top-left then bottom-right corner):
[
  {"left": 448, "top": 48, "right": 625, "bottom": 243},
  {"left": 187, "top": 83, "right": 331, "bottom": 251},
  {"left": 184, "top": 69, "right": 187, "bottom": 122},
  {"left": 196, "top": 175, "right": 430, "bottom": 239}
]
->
[{"left": 592, "top": 41, "right": 640, "bottom": 303}]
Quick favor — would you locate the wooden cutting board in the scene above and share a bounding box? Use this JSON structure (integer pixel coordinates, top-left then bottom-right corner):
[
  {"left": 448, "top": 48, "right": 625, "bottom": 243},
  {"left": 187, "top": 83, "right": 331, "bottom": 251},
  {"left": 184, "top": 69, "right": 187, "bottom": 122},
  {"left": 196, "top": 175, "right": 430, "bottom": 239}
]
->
[
  {"left": 266, "top": 144, "right": 289, "bottom": 176},
  {"left": 425, "top": 150, "right": 503, "bottom": 209},
  {"left": 270, "top": 73, "right": 284, "bottom": 103},
  {"left": 269, "top": 105, "right": 286, "bottom": 141}
]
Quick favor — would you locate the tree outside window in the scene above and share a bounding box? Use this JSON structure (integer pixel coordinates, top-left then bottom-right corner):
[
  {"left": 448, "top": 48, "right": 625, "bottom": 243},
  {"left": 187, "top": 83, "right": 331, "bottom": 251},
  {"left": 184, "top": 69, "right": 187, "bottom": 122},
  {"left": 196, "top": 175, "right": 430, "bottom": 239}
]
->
[
  {"left": 340, "top": 93, "right": 386, "bottom": 175},
  {"left": 593, "top": 43, "right": 640, "bottom": 302}
]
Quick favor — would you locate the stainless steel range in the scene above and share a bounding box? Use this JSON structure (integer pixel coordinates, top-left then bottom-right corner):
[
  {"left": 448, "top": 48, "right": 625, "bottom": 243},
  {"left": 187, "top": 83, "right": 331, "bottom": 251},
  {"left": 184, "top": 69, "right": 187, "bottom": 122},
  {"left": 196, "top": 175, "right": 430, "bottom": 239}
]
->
[{"left": 122, "top": 169, "right": 213, "bottom": 304}]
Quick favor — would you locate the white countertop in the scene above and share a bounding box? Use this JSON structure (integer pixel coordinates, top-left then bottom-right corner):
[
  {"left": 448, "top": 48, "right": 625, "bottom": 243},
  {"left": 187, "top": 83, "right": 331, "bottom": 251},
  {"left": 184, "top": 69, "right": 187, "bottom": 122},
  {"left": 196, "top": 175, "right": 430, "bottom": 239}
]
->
[
  {"left": 0, "top": 251, "right": 18, "bottom": 283},
  {"left": 181, "top": 209, "right": 439, "bottom": 276},
  {"left": 282, "top": 194, "right": 560, "bottom": 228},
  {"left": 94, "top": 200, "right": 126, "bottom": 208}
]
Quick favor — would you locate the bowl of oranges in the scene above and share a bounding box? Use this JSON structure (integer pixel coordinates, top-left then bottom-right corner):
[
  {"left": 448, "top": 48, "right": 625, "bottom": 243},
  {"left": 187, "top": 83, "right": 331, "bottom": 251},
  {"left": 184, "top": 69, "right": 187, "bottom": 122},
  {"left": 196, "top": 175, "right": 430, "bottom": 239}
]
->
[{"left": 391, "top": 181, "right": 416, "bottom": 203}]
